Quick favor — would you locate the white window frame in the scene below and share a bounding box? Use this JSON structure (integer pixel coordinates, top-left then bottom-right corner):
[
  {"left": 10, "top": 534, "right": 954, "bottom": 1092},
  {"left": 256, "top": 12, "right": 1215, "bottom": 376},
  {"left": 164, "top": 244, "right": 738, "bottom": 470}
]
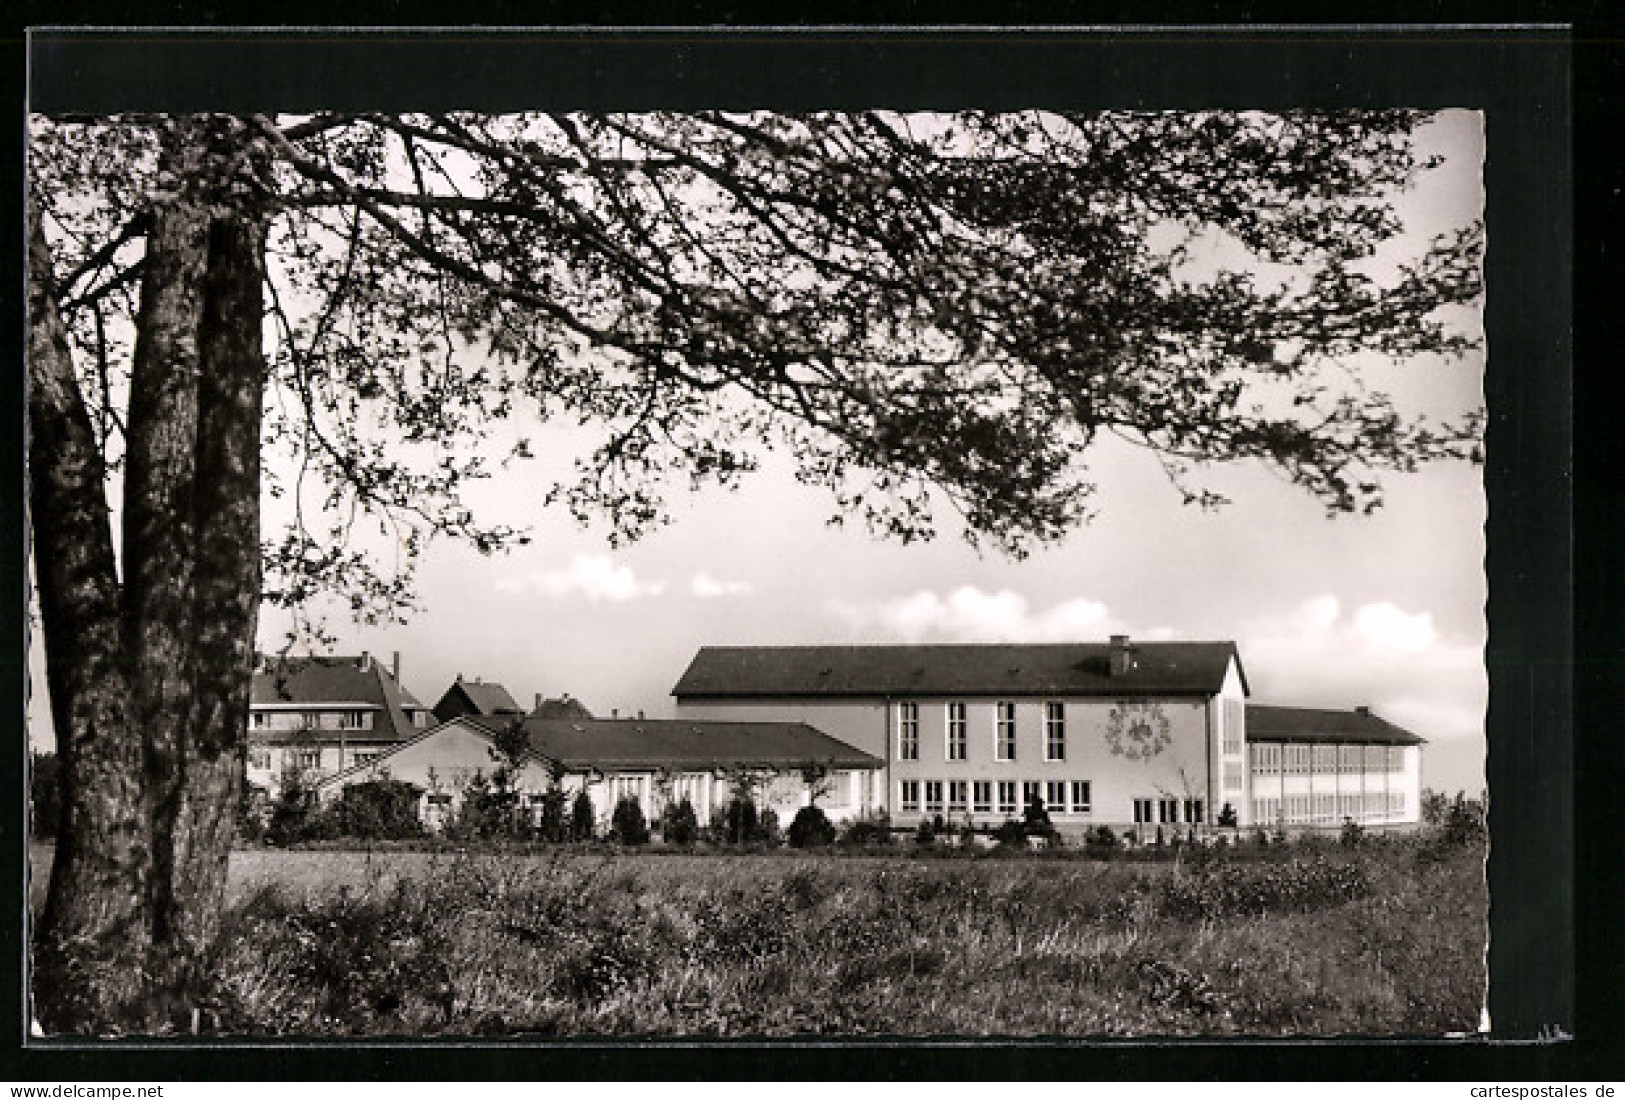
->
[
  {"left": 924, "top": 780, "right": 944, "bottom": 814},
  {"left": 1071, "top": 780, "right": 1092, "bottom": 813},
  {"left": 948, "top": 780, "right": 968, "bottom": 813},
  {"left": 900, "top": 780, "right": 921, "bottom": 813},
  {"left": 997, "top": 781, "right": 1018, "bottom": 815},
  {"left": 946, "top": 701, "right": 967, "bottom": 761},
  {"left": 995, "top": 701, "right": 1017, "bottom": 762},
  {"left": 1045, "top": 780, "right": 1067, "bottom": 814},
  {"left": 1044, "top": 701, "right": 1066, "bottom": 762},
  {"left": 897, "top": 702, "right": 920, "bottom": 761},
  {"left": 972, "top": 781, "right": 993, "bottom": 814}
]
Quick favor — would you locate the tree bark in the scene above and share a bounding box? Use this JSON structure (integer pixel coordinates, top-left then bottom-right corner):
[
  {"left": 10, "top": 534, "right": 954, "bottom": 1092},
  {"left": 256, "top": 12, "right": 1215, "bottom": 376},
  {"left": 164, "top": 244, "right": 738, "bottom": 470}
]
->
[
  {"left": 27, "top": 198, "right": 149, "bottom": 1034},
  {"left": 120, "top": 122, "right": 213, "bottom": 1029},
  {"left": 163, "top": 212, "right": 266, "bottom": 1011}
]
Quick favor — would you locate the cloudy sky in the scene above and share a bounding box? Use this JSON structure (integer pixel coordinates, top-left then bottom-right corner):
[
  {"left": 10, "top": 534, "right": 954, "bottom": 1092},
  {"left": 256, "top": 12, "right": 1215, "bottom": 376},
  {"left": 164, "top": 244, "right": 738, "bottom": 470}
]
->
[{"left": 27, "top": 110, "right": 1489, "bottom": 795}]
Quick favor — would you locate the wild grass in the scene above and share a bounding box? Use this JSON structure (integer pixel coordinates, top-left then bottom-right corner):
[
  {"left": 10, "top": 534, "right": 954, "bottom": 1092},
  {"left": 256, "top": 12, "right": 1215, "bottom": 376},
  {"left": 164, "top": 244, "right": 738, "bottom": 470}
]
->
[{"left": 29, "top": 837, "right": 1486, "bottom": 1038}]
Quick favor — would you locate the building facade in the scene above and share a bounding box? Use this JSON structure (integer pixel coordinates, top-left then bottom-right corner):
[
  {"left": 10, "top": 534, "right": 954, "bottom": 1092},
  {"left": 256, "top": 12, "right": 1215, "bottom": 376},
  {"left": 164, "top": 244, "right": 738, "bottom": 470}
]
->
[
  {"left": 672, "top": 637, "right": 1254, "bottom": 837},
  {"left": 248, "top": 652, "right": 433, "bottom": 797},
  {"left": 318, "top": 713, "right": 883, "bottom": 831},
  {"left": 1244, "top": 704, "right": 1425, "bottom": 829}
]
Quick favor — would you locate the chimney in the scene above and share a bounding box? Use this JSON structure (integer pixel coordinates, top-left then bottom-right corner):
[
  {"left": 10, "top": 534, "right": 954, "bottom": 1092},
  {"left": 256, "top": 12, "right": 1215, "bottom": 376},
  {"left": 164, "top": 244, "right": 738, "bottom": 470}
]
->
[
  {"left": 1355, "top": 705, "right": 1372, "bottom": 717},
  {"left": 1109, "top": 634, "right": 1133, "bottom": 676},
  {"left": 637, "top": 709, "right": 645, "bottom": 721},
  {"left": 392, "top": 651, "right": 401, "bottom": 682},
  {"left": 612, "top": 708, "right": 619, "bottom": 720},
  {"left": 360, "top": 650, "right": 370, "bottom": 669},
  {"left": 534, "top": 693, "right": 543, "bottom": 711}
]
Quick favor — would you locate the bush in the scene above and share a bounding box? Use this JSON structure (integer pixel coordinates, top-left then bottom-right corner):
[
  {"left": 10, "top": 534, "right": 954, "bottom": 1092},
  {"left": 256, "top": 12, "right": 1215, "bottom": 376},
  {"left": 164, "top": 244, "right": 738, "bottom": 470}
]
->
[
  {"left": 660, "top": 798, "right": 700, "bottom": 846},
  {"left": 788, "top": 805, "right": 837, "bottom": 848},
  {"left": 535, "top": 788, "right": 569, "bottom": 843},
  {"left": 992, "top": 818, "right": 1026, "bottom": 848},
  {"left": 1443, "top": 793, "right": 1486, "bottom": 846},
  {"left": 914, "top": 819, "right": 937, "bottom": 847},
  {"left": 838, "top": 812, "right": 893, "bottom": 847},
  {"left": 1085, "top": 825, "right": 1120, "bottom": 850},
  {"left": 716, "top": 797, "right": 764, "bottom": 845},
  {"left": 1216, "top": 802, "right": 1239, "bottom": 829},
  {"left": 329, "top": 780, "right": 425, "bottom": 841},
  {"left": 265, "top": 773, "right": 321, "bottom": 846},
  {"left": 1022, "top": 793, "right": 1055, "bottom": 841},
  {"left": 570, "top": 789, "right": 596, "bottom": 841},
  {"left": 1340, "top": 817, "right": 1365, "bottom": 847},
  {"left": 758, "top": 808, "right": 782, "bottom": 848},
  {"left": 610, "top": 797, "right": 651, "bottom": 846}
]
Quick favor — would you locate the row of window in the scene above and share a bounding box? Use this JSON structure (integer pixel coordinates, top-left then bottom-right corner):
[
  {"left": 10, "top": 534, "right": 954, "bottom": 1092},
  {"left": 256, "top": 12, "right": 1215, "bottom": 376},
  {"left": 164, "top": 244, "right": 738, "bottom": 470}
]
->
[
  {"left": 1252, "top": 792, "right": 1406, "bottom": 824},
  {"left": 897, "top": 701, "right": 1067, "bottom": 763},
  {"left": 249, "top": 709, "right": 432, "bottom": 732},
  {"left": 899, "top": 778, "right": 1093, "bottom": 816},
  {"left": 1132, "top": 797, "right": 1207, "bottom": 825},
  {"left": 249, "top": 748, "right": 379, "bottom": 772},
  {"left": 1222, "top": 699, "right": 1245, "bottom": 755},
  {"left": 1250, "top": 743, "right": 1406, "bottom": 775}
]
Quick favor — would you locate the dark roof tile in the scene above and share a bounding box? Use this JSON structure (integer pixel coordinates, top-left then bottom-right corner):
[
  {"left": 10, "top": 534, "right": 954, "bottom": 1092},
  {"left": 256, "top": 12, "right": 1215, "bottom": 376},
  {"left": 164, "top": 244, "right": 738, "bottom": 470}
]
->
[
  {"left": 463, "top": 714, "right": 880, "bottom": 770},
  {"left": 251, "top": 656, "right": 425, "bottom": 741},
  {"left": 671, "top": 642, "right": 1246, "bottom": 698},
  {"left": 1246, "top": 704, "right": 1426, "bottom": 745}
]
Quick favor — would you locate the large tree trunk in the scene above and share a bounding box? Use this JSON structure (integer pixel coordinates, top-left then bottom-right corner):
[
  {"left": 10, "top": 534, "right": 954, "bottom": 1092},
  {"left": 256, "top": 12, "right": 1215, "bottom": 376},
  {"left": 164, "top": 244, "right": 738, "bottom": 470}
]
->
[
  {"left": 28, "top": 199, "right": 150, "bottom": 1035},
  {"left": 31, "top": 116, "right": 270, "bottom": 1033},
  {"left": 162, "top": 212, "right": 266, "bottom": 1014}
]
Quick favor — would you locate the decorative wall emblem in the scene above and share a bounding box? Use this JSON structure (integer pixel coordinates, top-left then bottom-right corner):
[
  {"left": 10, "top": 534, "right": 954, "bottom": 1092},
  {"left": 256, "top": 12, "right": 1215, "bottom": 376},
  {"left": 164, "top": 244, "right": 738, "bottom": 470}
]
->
[{"left": 1105, "top": 701, "right": 1172, "bottom": 760}]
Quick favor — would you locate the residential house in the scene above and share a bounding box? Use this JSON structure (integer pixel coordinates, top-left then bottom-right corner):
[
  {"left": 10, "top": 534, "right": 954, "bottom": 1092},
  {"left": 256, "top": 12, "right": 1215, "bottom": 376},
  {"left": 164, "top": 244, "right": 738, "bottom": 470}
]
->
[
  {"left": 1244, "top": 703, "right": 1425, "bottom": 829},
  {"left": 432, "top": 675, "right": 524, "bottom": 723},
  {"left": 319, "top": 713, "right": 883, "bottom": 831},
  {"left": 671, "top": 636, "right": 1253, "bottom": 836},
  {"left": 247, "top": 652, "right": 433, "bottom": 797},
  {"left": 531, "top": 693, "right": 593, "bottom": 720}
]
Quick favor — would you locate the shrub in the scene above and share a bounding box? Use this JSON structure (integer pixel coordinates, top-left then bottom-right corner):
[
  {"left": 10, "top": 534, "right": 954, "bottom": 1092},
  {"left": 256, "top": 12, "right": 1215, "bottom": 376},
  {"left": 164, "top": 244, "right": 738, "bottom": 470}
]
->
[
  {"left": 758, "top": 808, "right": 783, "bottom": 848},
  {"left": 570, "top": 789, "right": 596, "bottom": 841},
  {"left": 660, "top": 798, "right": 700, "bottom": 846},
  {"left": 788, "top": 805, "right": 837, "bottom": 848},
  {"left": 1022, "top": 793, "right": 1055, "bottom": 841},
  {"left": 265, "top": 773, "right": 320, "bottom": 846},
  {"left": 1085, "top": 825, "right": 1119, "bottom": 850},
  {"left": 1443, "top": 793, "right": 1486, "bottom": 846},
  {"left": 914, "top": 819, "right": 937, "bottom": 847},
  {"left": 535, "top": 788, "right": 570, "bottom": 842},
  {"left": 1339, "top": 817, "right": 1365, "bottom": 847},
  {"left": 1216, "top": 802, "right": 1239, "bottom": 829},
  {"left": 992, "top": 818, "right": 1026, "bottom": 848},
  {"left": 610, "top": 797, "right": 651, "bottom": 846},
  {"left": 838, "top": 812, "right": 893, "bottom": 847},
  {"left": 716, "top": 797, "right": 764, "bottom": 845},
  {"left": 329, "top": 780, "right": 425, "bottom": 841}
]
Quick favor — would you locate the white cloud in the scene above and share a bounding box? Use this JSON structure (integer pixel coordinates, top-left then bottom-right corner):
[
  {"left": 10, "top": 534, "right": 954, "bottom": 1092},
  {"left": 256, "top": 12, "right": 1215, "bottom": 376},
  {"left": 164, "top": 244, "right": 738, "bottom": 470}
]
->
[
  {"left": 494, "top": 554, "right": 665, "bottom": 602},
  {"left": 828, "top": 586, "right": 1122, "bottom": 643},
  {"left": 691, "top": 572, "right": 753, "bottom": 599},
  {"left": 1239, "top": 593, "right": 1484, "bottom": 744}
]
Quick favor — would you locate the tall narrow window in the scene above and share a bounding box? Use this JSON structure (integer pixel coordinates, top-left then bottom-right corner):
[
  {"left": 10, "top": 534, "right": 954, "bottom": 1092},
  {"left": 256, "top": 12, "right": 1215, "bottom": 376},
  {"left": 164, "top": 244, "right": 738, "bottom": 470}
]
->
[
  {"left": 947, "top": 702, "right": 967, "bottom": 761},
  {"left": 1134, "top": 798, "right": 1154, "bottom": 824},
  {"left": 1022, "top": 780, "right": 1042, "bottom": 812},
  {"left": 995, "top": 702, "right": 1017, "bottom": 762},
  {"left": 948, "top": 780, "right": 968, "bottom": 812},
  {"left": 1044, "top": 702, "right": 1066, "bottom": 762},
  {"left": 897, "top": 702, "right": 919, "bottom": 761},
  {"left": 924, "top": 780, "right": 944, "bottom": 814}
]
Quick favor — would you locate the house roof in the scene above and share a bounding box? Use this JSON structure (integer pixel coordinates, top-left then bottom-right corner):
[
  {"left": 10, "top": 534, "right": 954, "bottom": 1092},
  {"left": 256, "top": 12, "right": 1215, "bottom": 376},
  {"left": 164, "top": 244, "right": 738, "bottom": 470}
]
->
[
  {"left": 463, "top": 714, "right": 881, "bottom": 771},
  {"left": 1246, "top": 704, "right": 1426, "bottom": 746},
  {"left": 251, "top": 656, "right": 425, "bottom": 741},
  {"left": 671, "top": 642, "right": 1247, "bottom": 699},
  {"left": 532, "top": 695, "right": 594, "bottom": 720},
  {"left": 433, "top": 679, "right": 523, "bottom": 721}
]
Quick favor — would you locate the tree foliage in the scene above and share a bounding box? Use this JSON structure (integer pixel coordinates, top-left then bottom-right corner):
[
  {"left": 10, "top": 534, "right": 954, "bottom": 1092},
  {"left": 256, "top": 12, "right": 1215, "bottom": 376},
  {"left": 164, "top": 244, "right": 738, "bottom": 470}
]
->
[{"left": 26, "top": 108, "right": 1482, "bottom": 1033}]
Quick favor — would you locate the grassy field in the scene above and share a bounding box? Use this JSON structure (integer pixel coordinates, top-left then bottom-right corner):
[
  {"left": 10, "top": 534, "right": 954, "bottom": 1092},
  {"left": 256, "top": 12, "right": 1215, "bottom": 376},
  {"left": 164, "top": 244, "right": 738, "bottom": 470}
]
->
[{"left": 28, "top": 838, "right": 1486, "bottom": 1038}]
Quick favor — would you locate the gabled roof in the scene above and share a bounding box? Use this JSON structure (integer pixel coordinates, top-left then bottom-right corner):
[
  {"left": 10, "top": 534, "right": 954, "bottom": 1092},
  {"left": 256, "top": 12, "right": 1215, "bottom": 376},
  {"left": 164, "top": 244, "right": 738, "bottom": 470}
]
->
[
  {"left": 463, "top": 714, "right": 880, "bottom": 771},
  {"left": 1246, "top": 704, "right": 1426, "bottom": 746},
  {"left": 671, "top": 642, "right": 1247, "bottom": 699},
  {"left": 251, "top": 656, "right": 425, "bottom": 741},
  {"left": 433, "top": 679, "right": 523, "bottom": 721}
]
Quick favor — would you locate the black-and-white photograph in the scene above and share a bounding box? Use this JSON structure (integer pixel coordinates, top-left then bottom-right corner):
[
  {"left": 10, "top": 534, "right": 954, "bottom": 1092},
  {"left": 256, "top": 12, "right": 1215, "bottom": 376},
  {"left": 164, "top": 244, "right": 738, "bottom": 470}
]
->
[{"left": 23, "top": 29, "right": 1556, "bottom": 1047}]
